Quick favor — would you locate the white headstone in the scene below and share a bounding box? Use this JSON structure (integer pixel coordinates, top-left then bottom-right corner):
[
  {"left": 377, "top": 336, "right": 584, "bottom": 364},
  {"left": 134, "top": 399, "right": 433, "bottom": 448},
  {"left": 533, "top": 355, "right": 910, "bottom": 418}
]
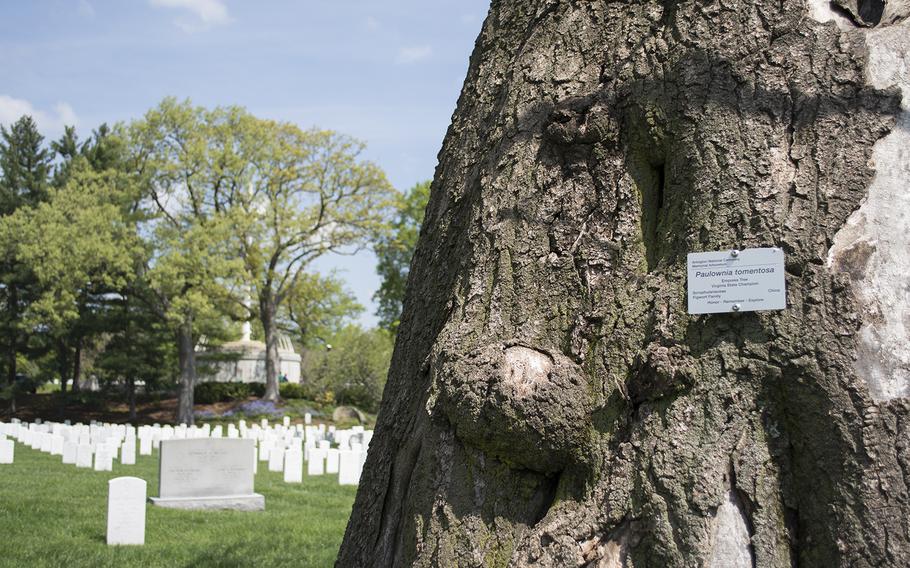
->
[
  {"left": 283, "top": 449, "right": 303, "bottom": 483},
  {"left": 0, "top": 439, "right": 13, "bottom": 464},
  {"left": 51, "top": 434, "right": 65, "bottom": 456},
  {"left": 107, "top": 477, "right": 146, "bottom": 546},
  {"left": 304, "top": 439, "right": 316, "bottom": 461},
  {"left": 62, "top": 442, "right": 78, "bottom": 464},
  {"left": 338, "top": 450, "right": 360, "bottom": 485},
  {"left": 121, "top": 439, "right": 136, "bottom": 465},
  {"left": 95, "top": 449, "right": 114, "bottom": 472},
  {"left": 282, "top": 416, "right": 291, "bottom": 428},
  {"left": 98, "top": 442, "right": 118, "bottom": 462},
  {"left": 325, "top": 448, "right": 340, "bottom": 474},
  {"left": 304, "top": 413, "right": 312, "bottom": 425},
  {"left": 139, "top": 436, "right": 152, "bottom": 456},
  {"left": 76, "top": 444, "right": 93, "bottom": 468},
  {"left": 307, "top": 449, "right": 326, "bottom": 476},
  {"left": 268, "top": 447, "right": 285, "bottom": 473},
  {"left": 259, "top": 439, "right": 273, "bottom": 462}
]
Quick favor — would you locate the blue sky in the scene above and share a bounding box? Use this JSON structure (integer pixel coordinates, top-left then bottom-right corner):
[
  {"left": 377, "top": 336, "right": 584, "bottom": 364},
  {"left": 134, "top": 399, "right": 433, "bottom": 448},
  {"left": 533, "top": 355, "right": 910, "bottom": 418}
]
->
[{"left": 0, "top": 0, "right": 490, "bottom": 328}]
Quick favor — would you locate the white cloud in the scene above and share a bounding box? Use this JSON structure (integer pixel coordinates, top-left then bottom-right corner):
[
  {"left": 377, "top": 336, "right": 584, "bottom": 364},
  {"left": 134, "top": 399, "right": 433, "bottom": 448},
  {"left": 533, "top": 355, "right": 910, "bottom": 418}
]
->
[
  {"left": 0, "top": 96, "right": 34, "bottom": 126},
  {"left": 54, "top": 103, "right": 79, "bottom": 128},
  {"left": 149, "top": 0, "right": 231, "bottom": 31},
  {"left": 365, "top": 16, "right": 380, "bottom": 31},
  {"left": 396, "top": 45, "right": 433, "bottom": 64},
  {"left": 0, "top": 95, "right": 79, "bottom": 134}
]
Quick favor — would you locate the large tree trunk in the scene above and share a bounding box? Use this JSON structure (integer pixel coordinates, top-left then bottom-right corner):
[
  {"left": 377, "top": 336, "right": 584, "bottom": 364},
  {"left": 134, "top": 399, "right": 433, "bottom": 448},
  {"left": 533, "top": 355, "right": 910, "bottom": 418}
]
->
[
  {"left": 55, "top": 338, "right": 70, "bottom": 419},
  {"left": 55, "top": 339, "right": 69, "bottom": 394},
  {"left": 70, "top": 335, "right": 82, "bottom": 394},
  {"left": 338, "top": 2, "right": 910, "bottom": 567},
  {"left": 6, "top": 284, "right": 17, "bottom": 414},
  {"left": 176, "top": 319, "right": 196, "bottom": 425},
  {"left": 260, "top": 297, "right": 281, "bottom": 402},
  {"left": 127, "top": 375, "right": 137, "bottom": 423}
]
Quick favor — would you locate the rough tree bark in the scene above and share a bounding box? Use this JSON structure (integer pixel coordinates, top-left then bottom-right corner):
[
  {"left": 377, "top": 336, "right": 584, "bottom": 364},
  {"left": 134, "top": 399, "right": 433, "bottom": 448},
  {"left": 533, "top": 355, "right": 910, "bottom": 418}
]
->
[
  {"left": 5, "top": 284, "right": 18, "bottom": 414},
  {"left": 338, "top": 1, "right": 910, "bottom": 566},
  {"left": 260, "top": 295, "right": 281, "bottom": 402},
  {"left": 176, "top": 319, "right": 196, "bottom": 425},
  {"left": 127, "top": 375, "right": 137, "bottom": 423},
  {"left": 70, "top": 335, "right": 82, "bottom": 393}
]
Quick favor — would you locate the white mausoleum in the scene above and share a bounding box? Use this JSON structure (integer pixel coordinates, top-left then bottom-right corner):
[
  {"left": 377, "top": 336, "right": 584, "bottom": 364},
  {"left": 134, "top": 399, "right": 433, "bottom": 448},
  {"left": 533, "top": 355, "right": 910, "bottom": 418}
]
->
[{"left": 198, "top": 321, "right": 302, "bottom": 384}]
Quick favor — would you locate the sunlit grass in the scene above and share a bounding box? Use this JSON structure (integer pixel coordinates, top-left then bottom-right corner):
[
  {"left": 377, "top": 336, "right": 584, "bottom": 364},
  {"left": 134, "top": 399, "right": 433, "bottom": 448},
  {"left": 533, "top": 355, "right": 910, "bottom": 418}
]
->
[{"left": 0, "top": 441, "right": 356, "bottom": 567}]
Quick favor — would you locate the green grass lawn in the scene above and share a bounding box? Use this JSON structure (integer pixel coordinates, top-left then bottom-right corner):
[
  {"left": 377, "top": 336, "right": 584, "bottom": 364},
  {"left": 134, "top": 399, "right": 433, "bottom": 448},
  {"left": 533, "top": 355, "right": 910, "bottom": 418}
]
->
[{"left": 0, "top": 441, "right": 356, "bottom": 568}]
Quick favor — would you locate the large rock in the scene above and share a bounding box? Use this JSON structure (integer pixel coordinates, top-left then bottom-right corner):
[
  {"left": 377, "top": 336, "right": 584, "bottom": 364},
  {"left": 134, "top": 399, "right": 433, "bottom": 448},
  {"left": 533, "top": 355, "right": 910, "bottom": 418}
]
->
[{"left": 332, "top": 406, "right": 366, "bottom": 424}]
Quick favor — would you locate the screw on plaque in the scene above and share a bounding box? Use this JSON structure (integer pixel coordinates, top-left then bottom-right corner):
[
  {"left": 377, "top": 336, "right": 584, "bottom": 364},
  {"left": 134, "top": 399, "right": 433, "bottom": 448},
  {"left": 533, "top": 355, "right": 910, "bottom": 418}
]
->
[
  {"left": 732, "top": 304, "right": 742, "bottom": 312},
  {"left": 731, "top": 249, "right": 740, "bottom": 258}
]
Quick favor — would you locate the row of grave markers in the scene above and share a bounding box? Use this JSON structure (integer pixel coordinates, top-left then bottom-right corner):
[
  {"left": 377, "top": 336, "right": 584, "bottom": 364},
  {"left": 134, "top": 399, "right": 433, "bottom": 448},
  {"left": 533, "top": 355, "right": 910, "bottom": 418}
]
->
[
  {"left": 0, "top": 416, "right": 372, "bottom": 486},
  {"left": 1, "top": 416, "right": 374, "bottom": 547}
]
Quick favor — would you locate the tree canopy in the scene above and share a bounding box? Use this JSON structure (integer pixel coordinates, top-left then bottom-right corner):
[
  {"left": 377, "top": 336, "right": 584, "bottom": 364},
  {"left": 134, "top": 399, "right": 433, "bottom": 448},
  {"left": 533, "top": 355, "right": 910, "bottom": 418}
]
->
[
  {"left": 373, "top": 180, "right": 430, "bottom": 333},
  {"left": 0, "top": 98, "right": 400, "bottom": 423}
]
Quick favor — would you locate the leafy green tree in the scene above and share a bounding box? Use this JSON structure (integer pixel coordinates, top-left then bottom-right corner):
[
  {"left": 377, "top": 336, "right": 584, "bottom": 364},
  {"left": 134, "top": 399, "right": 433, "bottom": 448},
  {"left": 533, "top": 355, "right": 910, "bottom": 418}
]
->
[
  {"left": 50, "top": 126, "right": 80, "bottom": 188},
  {"left": 95, "top": 293, "right": 174, "bottom": 421},
  {"left": 1, "top": 124, "right": 139, "bottom": 399},
  {"left": 51, "top": 124, "right": 135, "bottom": 393},
  {"left": 0, "top": 116, "right": 53, "bottom": 408},
  {"left": 131, "top": 99, "right": 393, "bottom": 404},
  {"left": 128, "top": 98, "right": 247, "bottom": 424},
  {"left": 229, "top": 125, "right": 393, "bottom": 402},
  {"left": 302, "top": 325, "right": 393, "bottom": 412},
  {"left": 2, "top": 159, "right": 144, "bottom": 396},
  {"left": 284, "top": 272, "right": 362, "bottom": 349},
  {"left": 373, "top": 181, "right": 430, "bottom": 333},
  {"left": 0, "top": 116, "right": 52, "bottom": 213},
  {"left": 51, "top": 124, "right": 124, "bottom": 191}
]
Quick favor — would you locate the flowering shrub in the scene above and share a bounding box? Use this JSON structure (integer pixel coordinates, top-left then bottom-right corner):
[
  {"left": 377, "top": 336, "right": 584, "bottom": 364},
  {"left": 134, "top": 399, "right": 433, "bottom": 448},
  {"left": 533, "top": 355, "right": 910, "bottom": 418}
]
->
[
  {"left": 194, "top": 409, "right": 217, "bottom": 420},
  {"left": 236, "top": 399, "right": 283, "bottom": 419}
]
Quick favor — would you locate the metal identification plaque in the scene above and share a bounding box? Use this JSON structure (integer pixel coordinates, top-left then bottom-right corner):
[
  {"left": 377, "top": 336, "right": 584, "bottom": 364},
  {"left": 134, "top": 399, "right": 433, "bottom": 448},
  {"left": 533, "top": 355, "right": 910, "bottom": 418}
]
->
[{"left": 687, "top": 248, "right": 786, "bottom": 314}]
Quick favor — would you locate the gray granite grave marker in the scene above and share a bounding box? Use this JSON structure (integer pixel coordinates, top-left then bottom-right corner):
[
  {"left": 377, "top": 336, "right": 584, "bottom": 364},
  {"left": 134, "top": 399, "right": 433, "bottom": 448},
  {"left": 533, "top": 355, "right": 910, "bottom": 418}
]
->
[{"left": 150, "top": 438, "right": 263, "bottom": 511}]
